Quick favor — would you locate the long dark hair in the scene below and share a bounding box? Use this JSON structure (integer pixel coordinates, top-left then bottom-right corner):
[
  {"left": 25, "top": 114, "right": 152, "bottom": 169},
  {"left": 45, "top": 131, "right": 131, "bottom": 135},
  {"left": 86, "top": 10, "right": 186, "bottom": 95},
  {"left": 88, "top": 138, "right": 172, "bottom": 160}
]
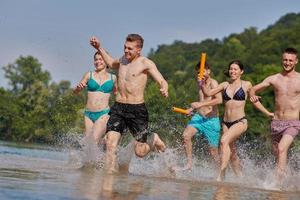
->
[{"left": 224, "top": 60, "right": 244, "bottom": 77}]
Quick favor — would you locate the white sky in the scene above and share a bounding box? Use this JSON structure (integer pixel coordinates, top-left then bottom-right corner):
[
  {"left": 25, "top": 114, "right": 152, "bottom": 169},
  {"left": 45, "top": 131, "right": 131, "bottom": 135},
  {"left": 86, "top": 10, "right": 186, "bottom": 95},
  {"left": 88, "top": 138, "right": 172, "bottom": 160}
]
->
[{"left": 0, "top": 0, "right": 299, "bottom": 88}]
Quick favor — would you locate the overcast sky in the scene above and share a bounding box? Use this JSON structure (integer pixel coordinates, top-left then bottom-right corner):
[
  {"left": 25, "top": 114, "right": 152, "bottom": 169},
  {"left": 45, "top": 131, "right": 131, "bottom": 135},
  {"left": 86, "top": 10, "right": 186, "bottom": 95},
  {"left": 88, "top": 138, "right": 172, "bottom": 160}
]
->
[{"left": 0, "top": 0, "right": 299, "bottom": 88}]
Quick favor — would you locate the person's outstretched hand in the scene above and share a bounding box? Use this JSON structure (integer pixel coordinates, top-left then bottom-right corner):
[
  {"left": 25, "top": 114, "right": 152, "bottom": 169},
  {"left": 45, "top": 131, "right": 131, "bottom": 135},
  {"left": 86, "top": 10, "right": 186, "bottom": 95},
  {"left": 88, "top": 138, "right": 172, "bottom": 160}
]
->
[{"left": 90, "top": 36, "right": 100, "bottom": 50}]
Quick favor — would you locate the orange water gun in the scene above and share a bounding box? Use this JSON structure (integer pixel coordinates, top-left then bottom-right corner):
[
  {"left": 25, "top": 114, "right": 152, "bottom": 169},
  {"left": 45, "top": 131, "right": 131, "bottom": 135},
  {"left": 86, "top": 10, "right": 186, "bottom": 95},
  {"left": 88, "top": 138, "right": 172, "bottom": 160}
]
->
[
  {"left": 198, "top": 52, "right": 206, "bottom": 87},
  {"left": 172, "top": 107, "right": 194, "bottom": 116}
]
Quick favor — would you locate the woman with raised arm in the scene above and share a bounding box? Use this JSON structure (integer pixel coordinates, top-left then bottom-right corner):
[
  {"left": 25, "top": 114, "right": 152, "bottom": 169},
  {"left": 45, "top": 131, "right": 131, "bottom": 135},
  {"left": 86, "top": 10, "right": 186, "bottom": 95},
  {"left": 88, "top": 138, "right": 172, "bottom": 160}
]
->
[
  {"left": 74, "top": 52, "right": 116, "bottom": 145},
  {"left": 202, "top": 60, "right": 252, "bottom": 181}
]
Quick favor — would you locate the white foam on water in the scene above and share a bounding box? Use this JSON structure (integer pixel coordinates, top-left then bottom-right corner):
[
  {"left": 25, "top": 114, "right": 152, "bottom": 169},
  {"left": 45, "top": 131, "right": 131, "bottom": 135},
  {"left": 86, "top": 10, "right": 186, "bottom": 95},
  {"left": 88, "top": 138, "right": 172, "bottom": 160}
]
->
[
  {"left": 58, "top": 131, "right": 300, "bottom": 192},
  {"left": 63, "top": 133, "right": 106, "bottom": 169},
  {"left": 127, "top": 141, "right": 300, "bottom": 192}
]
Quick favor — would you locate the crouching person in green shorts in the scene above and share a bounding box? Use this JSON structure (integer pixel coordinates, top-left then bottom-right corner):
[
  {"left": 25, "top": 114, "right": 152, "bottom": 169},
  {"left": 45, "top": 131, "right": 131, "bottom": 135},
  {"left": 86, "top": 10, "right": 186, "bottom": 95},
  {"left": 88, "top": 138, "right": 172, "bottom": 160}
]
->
[{"left": 176, "top": 61, "right": 222, "bottom": 171}]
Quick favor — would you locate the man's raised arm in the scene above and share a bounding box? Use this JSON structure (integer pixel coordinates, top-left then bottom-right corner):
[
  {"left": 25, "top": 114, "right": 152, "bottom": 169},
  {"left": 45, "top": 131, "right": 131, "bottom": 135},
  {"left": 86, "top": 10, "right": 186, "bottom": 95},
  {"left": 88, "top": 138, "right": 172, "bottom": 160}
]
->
[{"left": 90, "top": 36, "right": 120, "bottom": 68}]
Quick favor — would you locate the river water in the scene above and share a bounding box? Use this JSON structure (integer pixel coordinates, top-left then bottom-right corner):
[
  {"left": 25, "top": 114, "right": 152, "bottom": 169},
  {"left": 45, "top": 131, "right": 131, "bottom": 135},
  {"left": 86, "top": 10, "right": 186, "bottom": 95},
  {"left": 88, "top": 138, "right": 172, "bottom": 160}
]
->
[{"left": 0, "top": 139, "right": 299, "bottom": 200}]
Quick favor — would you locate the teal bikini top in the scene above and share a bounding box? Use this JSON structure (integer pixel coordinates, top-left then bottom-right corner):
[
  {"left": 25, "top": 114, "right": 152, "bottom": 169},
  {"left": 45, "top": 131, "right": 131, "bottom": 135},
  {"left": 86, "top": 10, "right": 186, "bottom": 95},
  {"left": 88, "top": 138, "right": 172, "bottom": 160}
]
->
[{"left": 87, "top": 71, "right": 114, "bottom": 93}]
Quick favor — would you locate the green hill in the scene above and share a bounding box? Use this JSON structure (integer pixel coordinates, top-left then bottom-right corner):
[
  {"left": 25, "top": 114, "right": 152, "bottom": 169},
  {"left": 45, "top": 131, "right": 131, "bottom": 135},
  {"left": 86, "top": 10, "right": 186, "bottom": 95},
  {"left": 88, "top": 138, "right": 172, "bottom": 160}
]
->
[{"left": 145, "top": 12, "right": 300, "bottom": 147}]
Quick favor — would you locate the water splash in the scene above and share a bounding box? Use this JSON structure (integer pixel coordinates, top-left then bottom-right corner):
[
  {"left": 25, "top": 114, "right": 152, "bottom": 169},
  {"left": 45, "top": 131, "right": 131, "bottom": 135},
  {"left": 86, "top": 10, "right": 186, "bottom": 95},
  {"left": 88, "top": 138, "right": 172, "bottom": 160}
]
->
[
  {"left": 55, "top": 132, "right": 106, "bottom": 169},
  {"left": 56, "top": 130, "right": 300, "bottom": 192},
  {"left": 128, "top": 138, "right": 300, "bottom": 192}
]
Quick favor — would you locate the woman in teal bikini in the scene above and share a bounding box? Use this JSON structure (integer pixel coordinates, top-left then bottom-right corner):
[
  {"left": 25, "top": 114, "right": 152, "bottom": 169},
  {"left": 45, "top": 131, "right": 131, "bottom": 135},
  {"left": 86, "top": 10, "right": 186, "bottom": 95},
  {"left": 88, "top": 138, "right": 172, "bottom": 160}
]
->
[
  {"left": 74, "top": 52, "right": 116, "bottom": 145},
  {"left": 202, "top": 60, "right": 252, "bottom": 181}
]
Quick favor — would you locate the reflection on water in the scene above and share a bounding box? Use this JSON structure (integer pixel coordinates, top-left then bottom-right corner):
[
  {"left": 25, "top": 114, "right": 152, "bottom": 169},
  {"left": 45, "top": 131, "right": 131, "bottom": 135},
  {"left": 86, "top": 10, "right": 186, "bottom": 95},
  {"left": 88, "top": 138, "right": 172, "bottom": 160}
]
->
[
  {"left": 0, "top": 140, "right": 300, "bottom": 200},
  {"left": 71, "top": 167, "right": 144, "bottom": 200}
]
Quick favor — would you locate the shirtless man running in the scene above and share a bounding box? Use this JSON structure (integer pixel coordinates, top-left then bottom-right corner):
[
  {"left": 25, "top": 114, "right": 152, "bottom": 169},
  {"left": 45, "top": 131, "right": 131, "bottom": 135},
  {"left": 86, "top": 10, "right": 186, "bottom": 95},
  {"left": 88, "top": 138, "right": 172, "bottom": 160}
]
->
[
  {"left": 250, "top": 47, "right": 300, "bottom": 182},
  {"left": 90, "top": 34, "right": 168, "bottom": 172},
  {"left": 174, "top": 62, "right": 222, "bottom": 171}
]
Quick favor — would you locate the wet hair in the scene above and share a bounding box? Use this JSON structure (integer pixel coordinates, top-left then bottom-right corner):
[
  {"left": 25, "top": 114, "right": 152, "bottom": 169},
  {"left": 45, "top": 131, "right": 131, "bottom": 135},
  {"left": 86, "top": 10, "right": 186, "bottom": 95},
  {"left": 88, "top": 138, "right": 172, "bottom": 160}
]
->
[
  {"left": 224, "top": 60, "right": 244, "bottom": 77},
  {"left": 194, "top": 61, "right": 210, "bottom": 71},
  {"left": 283, "top": 47, "right": 298, "bottom": 58},
  {"left": 126, "top": 34, "right": 144, "bottom": 49}
]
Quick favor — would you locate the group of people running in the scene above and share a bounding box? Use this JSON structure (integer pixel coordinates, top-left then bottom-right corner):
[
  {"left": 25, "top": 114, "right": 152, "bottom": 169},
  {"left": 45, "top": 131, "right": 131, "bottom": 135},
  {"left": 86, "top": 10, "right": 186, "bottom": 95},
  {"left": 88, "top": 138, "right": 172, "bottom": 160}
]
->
[{"left": 74, "top": 33, "right": 300, "bottom": 184}]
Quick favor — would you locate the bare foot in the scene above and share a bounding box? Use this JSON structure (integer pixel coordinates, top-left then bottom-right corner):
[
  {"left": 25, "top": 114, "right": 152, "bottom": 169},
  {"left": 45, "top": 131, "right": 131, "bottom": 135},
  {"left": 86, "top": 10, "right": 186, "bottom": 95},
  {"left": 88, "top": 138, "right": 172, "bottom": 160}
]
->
[
  {"left": 275, "top": 168, "right": 286, "bottom": 186},
  {"left": 153, "top": 133, "right": 166, "bottom": 152},
  {"left": 216, "top": 169, "right": 225, "bottom": 182}
]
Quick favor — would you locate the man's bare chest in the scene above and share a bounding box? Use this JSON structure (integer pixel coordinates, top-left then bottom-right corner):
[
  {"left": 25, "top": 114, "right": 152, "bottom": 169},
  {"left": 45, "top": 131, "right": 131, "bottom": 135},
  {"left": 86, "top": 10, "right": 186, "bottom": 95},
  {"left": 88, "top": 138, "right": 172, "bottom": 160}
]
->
[
  {"left": 119, "top": 65, "right": 146, "bottom": 81},
  {"left": 274, "top": 78, "right": 300, "bottom": 95}
]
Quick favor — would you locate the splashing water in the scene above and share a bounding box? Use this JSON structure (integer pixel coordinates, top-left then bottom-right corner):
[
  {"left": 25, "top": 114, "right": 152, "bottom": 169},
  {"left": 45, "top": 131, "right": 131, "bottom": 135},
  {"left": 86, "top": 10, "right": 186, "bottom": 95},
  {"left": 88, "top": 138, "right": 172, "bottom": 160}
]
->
[
  {"left": 57, "top": 129, "right": 300, "bottom": 192},
  {"left": 127, "top": 142, "right": 300, "bottom": 192},
  {"left": 55, "top": 132, "right": 106, "bottom": 169}
]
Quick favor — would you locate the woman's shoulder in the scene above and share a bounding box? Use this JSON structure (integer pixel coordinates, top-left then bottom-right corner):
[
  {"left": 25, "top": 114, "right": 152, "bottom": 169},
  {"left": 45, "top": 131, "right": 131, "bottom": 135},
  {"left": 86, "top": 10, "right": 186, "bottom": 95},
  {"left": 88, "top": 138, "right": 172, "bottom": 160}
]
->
[
  {"left": 241, "top": 80, "right": 252, "bottom": 89},
  {"left": 83, "top": 71, "right": 92, "bottom": 79},
  {"left": 107, "top": 71, "right": 117, "bottom": 81},
  {"left": 220, "top": 81, "right": 230, "bottom": 88},
  {"left": 242, "top": 80, "right": 251, "bottom": 85}
]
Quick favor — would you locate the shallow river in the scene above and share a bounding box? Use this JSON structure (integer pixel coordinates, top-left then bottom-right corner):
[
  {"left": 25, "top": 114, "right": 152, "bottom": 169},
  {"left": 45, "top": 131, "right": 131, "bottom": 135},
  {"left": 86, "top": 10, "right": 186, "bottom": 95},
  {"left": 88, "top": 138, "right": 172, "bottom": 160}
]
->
[{"left": 0, "top": 140, "right": 299, "bottom": 200}]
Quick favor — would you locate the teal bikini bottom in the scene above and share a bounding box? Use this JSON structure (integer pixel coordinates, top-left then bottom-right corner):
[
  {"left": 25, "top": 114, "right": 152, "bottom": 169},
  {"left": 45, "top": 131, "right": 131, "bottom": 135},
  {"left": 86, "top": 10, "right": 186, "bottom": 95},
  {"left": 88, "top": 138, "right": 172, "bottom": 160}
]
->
[{"left": 84, "top": 108, "right": 110, "bottom": 123}]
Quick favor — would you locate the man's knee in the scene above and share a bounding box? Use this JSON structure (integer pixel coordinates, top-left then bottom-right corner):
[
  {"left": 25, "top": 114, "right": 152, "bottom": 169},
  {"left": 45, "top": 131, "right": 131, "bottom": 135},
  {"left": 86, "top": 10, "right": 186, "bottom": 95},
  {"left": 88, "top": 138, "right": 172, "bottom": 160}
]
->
[
  {"left": 106, "top": 133, "right": 119, "bottom": 151},
  {"left": 278, "top": 134, "right": 294, "bottom": 155},
  {"left": 183, "top": 128, "right": 194, "bottom": 142},
  {"left": 277, "top": 143, "right": 288, "bottom": 156},
  {"left": 134, "top": 142, "right": 150, "bottom": 158},
  {"left": 183, "top": 135, "right": 191, "bottom": 144}
]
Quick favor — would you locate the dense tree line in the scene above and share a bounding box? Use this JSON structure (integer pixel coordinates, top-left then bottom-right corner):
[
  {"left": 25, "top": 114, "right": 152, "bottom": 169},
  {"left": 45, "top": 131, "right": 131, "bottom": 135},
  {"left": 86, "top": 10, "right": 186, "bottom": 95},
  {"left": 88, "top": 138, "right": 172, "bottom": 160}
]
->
[
  {"left": 0, "top": 56, "right": 85, "bottom": 143},
  {"left": 146, "top": 12, "right": 300, "bottom": 148},
  {"left": 0, "top": 13, "right": 299, "bottom": 149}
]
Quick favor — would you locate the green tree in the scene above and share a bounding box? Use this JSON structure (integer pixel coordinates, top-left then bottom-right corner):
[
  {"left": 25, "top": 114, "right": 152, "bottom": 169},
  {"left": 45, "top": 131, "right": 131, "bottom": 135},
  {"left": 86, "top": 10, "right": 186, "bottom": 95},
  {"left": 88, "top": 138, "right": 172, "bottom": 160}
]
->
[
  {"left": 145, "top": 12, "right": 300, "bottom": 147},
  {"left": 48, "top": 81, "right": 85, "bottom": 138},
  {"left": 1, "top": 56, "right": 84, "bottom": 143},
  {"left": 3, "top": 56, "right": 50, "bottom": 93},
  {"left": 0, "top": 88, "right": 20, "bottom": 140}
]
